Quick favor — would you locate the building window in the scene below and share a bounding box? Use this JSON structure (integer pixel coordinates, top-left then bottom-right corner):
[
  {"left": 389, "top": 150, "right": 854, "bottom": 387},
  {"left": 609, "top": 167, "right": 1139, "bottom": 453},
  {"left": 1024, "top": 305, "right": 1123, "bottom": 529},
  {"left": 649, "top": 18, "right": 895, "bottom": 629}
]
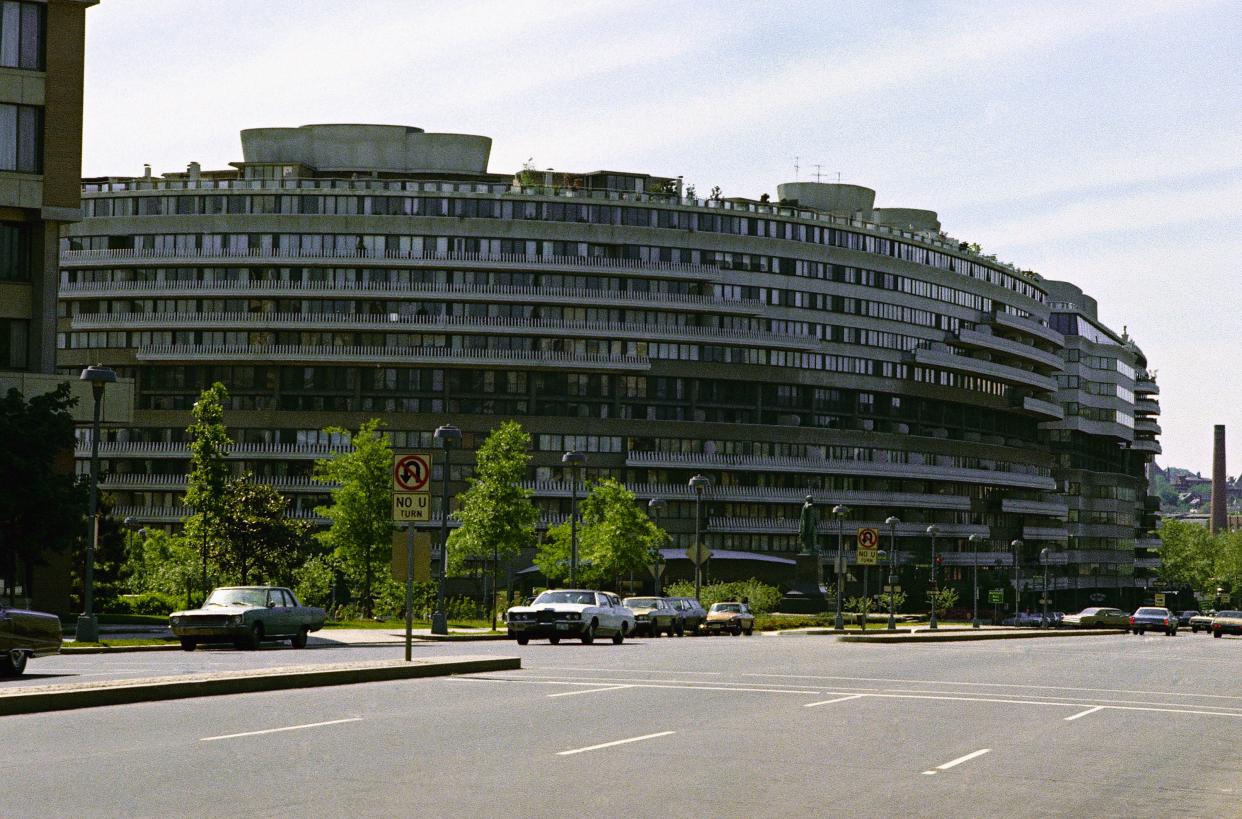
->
[
  {"left": 0, "top": 318, "right": 27, "bottom": 369},
  {"left": 0, "top": 1, "right": 43, "bottom": 70},
  {"left": 0, "top": 222, "right": 29, "bottom": 280},
  {"left": 0, "top": 103, "right": 41, "bottom": 173}
]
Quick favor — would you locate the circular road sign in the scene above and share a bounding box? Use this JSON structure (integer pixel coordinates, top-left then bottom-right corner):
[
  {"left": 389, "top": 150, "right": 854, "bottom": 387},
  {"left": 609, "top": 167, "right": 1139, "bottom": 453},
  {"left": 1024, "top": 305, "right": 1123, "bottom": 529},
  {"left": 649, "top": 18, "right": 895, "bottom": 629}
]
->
[
  {"left": 856, "top": 527, "right": 880, "bottom": 549},
  {"left": 394, "top": 454, "right": 431, "bottom": 492}
]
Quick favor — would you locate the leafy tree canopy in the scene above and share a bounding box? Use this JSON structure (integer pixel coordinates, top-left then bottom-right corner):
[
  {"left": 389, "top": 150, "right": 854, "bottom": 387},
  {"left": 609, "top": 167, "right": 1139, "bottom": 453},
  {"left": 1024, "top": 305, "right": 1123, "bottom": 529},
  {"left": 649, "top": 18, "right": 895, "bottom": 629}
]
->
[
  {"left": 214, "top": 475, "right": 311, "bottom": 586},
  {"left": 448, "top": 420, "right": 538, "bottom": 573},
  {"left": 535, "top": 478, "right": 660, "bottom": 588}
]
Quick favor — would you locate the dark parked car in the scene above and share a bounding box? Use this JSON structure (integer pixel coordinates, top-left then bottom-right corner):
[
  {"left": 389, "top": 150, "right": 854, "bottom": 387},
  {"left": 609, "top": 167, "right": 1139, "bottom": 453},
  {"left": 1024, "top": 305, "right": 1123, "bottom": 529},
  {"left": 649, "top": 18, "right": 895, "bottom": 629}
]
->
[
  {"left": 1177, "top": 610, "right": 1199, "bottom": 626},
  {"left": 1129, "top": 606, "right": 1178, "bottom": 636},
  {"left": 0, "top": 605, "right": 62, "bottom": 675},
  {"left": 1002, "top": 612, "right": 1044, "bottom": 628},
  {"left": 666, "top": 597, "right": 707, "bottom": 634},
  {"left": 169, "top": 586, "right": 326, "bottom": 650}
]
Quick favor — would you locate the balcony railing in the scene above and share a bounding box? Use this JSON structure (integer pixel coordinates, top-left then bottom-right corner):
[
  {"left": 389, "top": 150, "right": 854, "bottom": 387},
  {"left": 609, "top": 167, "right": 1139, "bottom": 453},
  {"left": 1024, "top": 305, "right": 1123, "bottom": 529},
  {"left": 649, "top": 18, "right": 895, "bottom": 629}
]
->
[
  {"left": 955, "top": 328, "right": 1064, "bottom": 370},
  {"left": 72, "top": 311, "right": 818, "bottom": 348},
  {"left": 626, "top": 452, "right": 1057, "bottom": 490},
  {"left": 59, "top": 278, "right": 763, "bottom": 314},
  {"left": 76, "top": 441, "right": 353, "bottom": 459},
  {"left": 521, "top": 481, "right": 973, "bottom": 510},
  {"left": 909, "top": 347, "right": 1058, "bottom": 393},
  {"left": 136, "top": 344, "right": 651, "bottom": 370},
  {"left": 708, "top": 516, "right": 988, "bottom": 539}
]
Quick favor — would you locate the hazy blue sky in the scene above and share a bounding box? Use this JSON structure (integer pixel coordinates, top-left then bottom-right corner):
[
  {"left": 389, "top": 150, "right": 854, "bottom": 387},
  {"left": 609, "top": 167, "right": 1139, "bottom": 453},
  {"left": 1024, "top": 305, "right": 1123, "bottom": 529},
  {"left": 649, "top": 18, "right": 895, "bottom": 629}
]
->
[{"left": 80, "top": 0, "right": 1240, "bottom": 473}]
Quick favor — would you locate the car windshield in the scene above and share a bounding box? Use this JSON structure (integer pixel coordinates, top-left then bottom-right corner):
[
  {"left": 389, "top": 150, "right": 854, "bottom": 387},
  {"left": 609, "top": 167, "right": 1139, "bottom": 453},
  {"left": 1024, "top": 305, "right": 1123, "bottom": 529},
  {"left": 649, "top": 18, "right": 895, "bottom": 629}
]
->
[
  {"left": 1217, "top": 611, "right": 1242, "bottom": 618},
  {"left": 624, "top": 598, "right": 658, "bottom": 608},
  {"left": 712, "top": 603, "right": 741, "bottom": 613},
  {"left": 1077, "top": 608, "right": 1100, "bottom": 615},
  {"left": 533, "top": 591, "right": 596, "bottom": 606},
  {"left": 204, "top": 588, "right": 267, "bottom": 608}
]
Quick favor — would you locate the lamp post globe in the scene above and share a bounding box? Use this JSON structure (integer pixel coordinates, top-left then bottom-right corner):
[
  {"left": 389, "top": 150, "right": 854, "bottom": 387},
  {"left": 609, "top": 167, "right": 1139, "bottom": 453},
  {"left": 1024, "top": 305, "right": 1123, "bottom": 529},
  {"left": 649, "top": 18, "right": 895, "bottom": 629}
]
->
[
  {"left": 688, "top": 474, "right": 711, "bottom": 601},
  {"left": 562, "top": 450, "right": 587, "bottom": 586},
  {"left": 926, "top": 524, "right": 941, "bottom": 629},
  {"left": 648, "top": 497, "right": 666, "bottom": 595},
  {"left": 885, "top": 516, "right": 900, "bottom": 630},
  {"left": 831, "top": 504, "right": 848, "bottom": 630},
  {"left": 968, "top": 533, "right": 984, "bottom": 628},
  {"left": 76, "top": 363, "right": 117, "bottom": 644},
  {"left": 430, "top": 424, "right": 461, "bottom": 636}
]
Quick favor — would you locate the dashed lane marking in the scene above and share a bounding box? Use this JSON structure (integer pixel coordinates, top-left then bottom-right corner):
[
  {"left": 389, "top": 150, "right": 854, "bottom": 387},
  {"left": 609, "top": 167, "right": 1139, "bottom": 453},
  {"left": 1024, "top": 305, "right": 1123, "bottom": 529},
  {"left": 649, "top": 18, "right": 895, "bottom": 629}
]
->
[
  {"left": 548, "top": 685, "right": 633, "bottom": 698},
  {"left": 200, "top": 717, "right": 362, "bottom": 742},
  {"left": 1065, "top": 706, "right": 1104, "bottom": 721},
  {"left": 922, "top": 747, "right": 991, "bottom": 775},
  {"left": 557, "top": 731, "right": 675, "bottom": 756},
  {"left": 804, "top": 694, "right": 867, "bottom": 708}
]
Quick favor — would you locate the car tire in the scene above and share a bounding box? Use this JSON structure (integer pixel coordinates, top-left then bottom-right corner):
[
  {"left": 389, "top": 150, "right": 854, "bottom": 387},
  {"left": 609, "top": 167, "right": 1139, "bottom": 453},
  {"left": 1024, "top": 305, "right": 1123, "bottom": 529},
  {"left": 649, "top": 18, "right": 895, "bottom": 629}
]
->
[
  {"left": 245, "top": 623, "right": 263, "bottom": 650},
  {"left": 549, "top": 635, "right": 560, "bottom": 645},
  {"left": 179, "top": 638, "right": 197, "bottom": 652},
  {"left": 650, "top": 624, "right": 660, "bottom": 638},
  {"left": 743, "top": 625, "right": 753, "bottom": 636},
  {"left": 1214, "top": 631, "right": 1222, "bottom": 638},
  {"left": 612, "top": 627, "right": 625, "bottom": 645},
  {"left": 292, "top": 627, "right": 309, "bottom": 649},
  {"left": 1, "top": 649, "right": 27, "bottom": 676},
  {"left": 581, "top": 621, "right": 595, "bottom": 645},
  {"left": 675, "top": 621, "right": 685, "bottom": 637},
  {"left": 516, "top": 636, "right": 529, "bottom": 645}
]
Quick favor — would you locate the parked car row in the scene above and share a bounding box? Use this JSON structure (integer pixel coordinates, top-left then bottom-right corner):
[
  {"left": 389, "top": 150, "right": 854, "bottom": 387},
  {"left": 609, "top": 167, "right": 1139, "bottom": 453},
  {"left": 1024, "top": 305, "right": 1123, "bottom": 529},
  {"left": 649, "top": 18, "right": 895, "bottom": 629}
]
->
[{"left": 504, "top": 589, "right": 753, "bottom": 644}]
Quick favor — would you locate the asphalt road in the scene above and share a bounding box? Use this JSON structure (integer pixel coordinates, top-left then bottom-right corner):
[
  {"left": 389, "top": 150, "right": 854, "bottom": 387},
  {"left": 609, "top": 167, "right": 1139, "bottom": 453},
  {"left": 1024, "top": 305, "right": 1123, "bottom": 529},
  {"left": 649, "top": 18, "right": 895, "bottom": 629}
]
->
[{"left": 4, "top": 632, "right": 1241, "bottom": 817}]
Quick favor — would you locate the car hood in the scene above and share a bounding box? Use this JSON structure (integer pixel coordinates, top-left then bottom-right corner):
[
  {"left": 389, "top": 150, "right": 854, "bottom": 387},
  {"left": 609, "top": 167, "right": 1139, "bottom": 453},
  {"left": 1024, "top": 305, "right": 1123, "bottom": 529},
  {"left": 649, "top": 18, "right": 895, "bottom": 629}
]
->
[
  {"left": 507, "top": 604, "right": 591, "bottom": 614},
  {"left": 707, "top": 611, "right": 742, "bottom": 620},
  {"left": 170, "top": 605, "right": 262, "bottom": 617}
]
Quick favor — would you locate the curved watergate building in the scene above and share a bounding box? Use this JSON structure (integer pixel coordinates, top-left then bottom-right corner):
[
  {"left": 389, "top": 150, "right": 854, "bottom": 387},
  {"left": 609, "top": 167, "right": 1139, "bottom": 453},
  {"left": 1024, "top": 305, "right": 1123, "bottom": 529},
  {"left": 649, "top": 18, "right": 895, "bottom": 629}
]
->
[{"left": 56, "top": 124, "right": 1162, "bottom": 608}]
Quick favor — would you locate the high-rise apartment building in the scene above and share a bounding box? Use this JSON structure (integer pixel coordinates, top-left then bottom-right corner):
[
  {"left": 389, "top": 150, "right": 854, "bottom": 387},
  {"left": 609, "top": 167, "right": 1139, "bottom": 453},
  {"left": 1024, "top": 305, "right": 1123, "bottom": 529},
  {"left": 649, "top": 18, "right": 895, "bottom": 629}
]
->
[{"left": 56, "top": 123, "right": 1162, "bottom": 609}]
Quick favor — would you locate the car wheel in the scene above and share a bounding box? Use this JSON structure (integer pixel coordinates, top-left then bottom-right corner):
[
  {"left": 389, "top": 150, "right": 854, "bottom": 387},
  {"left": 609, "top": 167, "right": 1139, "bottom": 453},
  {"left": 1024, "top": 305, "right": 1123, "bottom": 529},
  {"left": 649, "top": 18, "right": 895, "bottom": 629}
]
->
[
  {"left": 612, "top": 626, "right": 625, "bottom": 645},
  {"left": 516, "top": 636, "right": 529, "bottom": 645},
  {"left": 179, "top": 638, "right": 197, "bottom": 652},
  {"left": 743, "top": 625, "right": 753, "bottom": 636},
  {"left": 245, "top": 622, "right": 263, "bottom": 650},
  {"left": 1, "top": 649, "right": 27, "bottom": 676},
  {"left": 549, "top": 635, "right": 560, "bottom": 645},
  {"left": 1214, "top": 631, "right": 1222, "bottom": 638},
  {"left": 581, "top": 621, "right": 596, "bottom": 645},
  {"left": 650, "top": 624, "right": 660, "bottom": 638},
  {"left": 292, "top": 627, "right": 309, "bottom": 649},
  {"left": 675, "top": 621, "right": 685, "bottom": 637}
]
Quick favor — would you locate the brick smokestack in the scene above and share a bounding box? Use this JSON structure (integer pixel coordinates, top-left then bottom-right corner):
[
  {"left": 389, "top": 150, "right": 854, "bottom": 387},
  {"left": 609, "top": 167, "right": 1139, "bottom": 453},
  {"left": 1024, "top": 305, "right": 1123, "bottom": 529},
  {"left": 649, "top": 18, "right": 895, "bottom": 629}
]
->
[{"left": 1212, "top": 425, "right": 1227, "bottom": 534}]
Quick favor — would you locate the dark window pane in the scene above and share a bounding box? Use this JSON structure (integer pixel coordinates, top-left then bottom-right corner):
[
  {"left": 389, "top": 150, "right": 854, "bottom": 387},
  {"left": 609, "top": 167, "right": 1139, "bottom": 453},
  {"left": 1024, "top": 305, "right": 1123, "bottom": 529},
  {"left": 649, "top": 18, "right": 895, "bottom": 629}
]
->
[
  {"left": 0, "top": 3, "right": 17, "bottom": 67},
  {"left": 18, "top": 1, "right": 41, "bottom": 69}
]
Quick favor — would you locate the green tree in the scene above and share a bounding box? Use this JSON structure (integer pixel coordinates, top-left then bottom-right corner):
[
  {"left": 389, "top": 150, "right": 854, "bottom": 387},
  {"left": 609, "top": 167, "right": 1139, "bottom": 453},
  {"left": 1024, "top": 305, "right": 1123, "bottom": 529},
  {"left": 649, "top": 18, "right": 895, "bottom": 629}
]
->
[
  {"left": 1157, "top": 519, "right": 1219, "bottom": 597},
  {"left": 536, "top": 478, "right": 658, "bottom": 588},
  {"left": 926, "top": 587, "right": 960, "bottom": 619},
  {"left": 0, "top": 384, "right": 87, "bottom": 605},
  {"left": 122, "top": 528, "right": 199, "bottom": 608},
  {"left": 313, "top": 420, "right": 393, "bottom": 617},
  {"left": 215, "top": 475, "right": 311, "bottom": 585},
  {"left": 447, "top": 420, "right": 538, "bottom": 578},
  {"left": 182, "top": 383, "right": 232, "bottom": 599}
]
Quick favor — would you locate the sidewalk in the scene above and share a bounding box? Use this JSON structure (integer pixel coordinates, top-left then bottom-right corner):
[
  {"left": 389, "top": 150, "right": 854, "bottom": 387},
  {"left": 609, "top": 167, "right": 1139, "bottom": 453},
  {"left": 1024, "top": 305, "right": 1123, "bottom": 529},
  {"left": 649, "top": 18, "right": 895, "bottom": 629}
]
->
[{"left": 60, "top": 625, "right": 508, "bottom": 652}]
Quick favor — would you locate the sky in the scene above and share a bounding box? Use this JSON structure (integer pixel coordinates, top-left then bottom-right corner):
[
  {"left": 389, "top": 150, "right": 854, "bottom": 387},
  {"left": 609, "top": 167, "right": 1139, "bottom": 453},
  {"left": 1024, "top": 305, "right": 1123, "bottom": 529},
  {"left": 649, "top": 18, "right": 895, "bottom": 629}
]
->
[{"left": 79, "top": 0, "right": 1241, "bottom": 474}]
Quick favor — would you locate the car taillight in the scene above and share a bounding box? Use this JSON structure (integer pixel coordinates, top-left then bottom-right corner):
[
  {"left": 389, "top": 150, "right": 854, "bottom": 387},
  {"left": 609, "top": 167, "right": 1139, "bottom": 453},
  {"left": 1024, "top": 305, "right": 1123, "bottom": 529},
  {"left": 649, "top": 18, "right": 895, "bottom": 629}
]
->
[
  {"left": 1163, "top": 618, "right": 1169, "bottom": 625},
  {"left": 1129, "top": 616, "right": 1135, "bottom": 625}
]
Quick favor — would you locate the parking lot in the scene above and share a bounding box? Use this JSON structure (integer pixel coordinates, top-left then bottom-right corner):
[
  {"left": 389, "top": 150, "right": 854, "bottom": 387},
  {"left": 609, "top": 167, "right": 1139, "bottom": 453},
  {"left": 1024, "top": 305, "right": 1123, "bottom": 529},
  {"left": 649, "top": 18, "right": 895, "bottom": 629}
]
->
[{"left": 4, "top": 632, "right": 1241, "bottom": 817}]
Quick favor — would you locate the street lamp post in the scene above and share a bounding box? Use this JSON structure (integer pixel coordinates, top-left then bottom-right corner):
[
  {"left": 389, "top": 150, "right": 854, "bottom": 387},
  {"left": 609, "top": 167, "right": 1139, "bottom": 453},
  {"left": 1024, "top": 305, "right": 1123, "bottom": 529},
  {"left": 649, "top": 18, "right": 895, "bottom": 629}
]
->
[
  {"left": 430, "top": 424, "right": 461, "bottom": 636},
  {"left": 1040, "top": 547, "right": 1051, "bottom": 628},
  {"left": 689, "top": 474, "right": 711, "bottom": 601},
  {"left": 1011, "top": 539, "right": 1024, "bottom": 619},
  {"left": 648, "top": 497, "right": 666, "bottom": 595},
  {"left": 968, "top": 533, "right": 984, "bottom": 628},
  {"left": 562, "top": 450, "right": 587, "bottom": 586},
  {"left": 76, "top": 364, "right": 117, "bottom": 643},
  {"left": 832, "top": 504, "right": 849, "bottom": 630},
  {"left": 885, "top": 516, "right": 900, "bottom": 631},
  {"left": 926, "top": 524, "right": 940, "bottom": 630}
]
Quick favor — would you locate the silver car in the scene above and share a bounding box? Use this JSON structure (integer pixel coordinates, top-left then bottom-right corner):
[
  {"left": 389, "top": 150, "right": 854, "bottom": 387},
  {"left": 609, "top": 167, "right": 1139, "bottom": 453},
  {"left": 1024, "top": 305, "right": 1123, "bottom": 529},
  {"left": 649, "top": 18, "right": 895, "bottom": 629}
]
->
[{"left": 169, "top": 586, "right": 326, "bottom": 651}]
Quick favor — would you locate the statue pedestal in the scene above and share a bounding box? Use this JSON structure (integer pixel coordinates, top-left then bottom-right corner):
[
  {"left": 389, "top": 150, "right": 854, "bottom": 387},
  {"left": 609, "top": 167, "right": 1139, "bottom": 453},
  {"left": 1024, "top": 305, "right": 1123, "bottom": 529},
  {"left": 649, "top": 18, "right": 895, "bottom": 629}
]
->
[{"left": 781, "top": 554, "right": 829, "bottom": 613}]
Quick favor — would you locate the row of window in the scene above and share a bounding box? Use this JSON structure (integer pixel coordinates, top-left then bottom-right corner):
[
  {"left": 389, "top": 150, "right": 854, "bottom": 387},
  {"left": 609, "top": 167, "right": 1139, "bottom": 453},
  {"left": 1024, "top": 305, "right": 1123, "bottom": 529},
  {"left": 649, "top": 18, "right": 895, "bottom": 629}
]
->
[
  {"left": 0, "top": 103, "right": 41, "bottom": 173},
  {"left": 77, "top": 192, "right": 1046, "bottom": 301},
  {"left": 0, "top": 1, "right": 42, "bottom": 71}
]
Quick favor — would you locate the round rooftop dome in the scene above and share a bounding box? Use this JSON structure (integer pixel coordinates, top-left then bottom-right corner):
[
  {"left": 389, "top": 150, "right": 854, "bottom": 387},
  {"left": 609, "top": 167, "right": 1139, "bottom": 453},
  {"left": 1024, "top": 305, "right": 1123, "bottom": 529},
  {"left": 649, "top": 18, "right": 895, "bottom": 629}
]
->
[
  {"left": 239, "top": 124, "right": 492, "bottom": 175},
  {"left": 775, "top": 182, "right": 876, "bottom": 213}
]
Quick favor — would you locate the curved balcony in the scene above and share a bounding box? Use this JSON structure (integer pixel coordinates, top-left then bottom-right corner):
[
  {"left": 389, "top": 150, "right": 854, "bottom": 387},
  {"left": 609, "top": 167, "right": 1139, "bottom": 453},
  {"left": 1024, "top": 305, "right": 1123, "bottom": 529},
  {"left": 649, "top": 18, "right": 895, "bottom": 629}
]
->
[
  {"left": 99, "top": 473, "right": 331, "bottom": 492},
  {"left": 136, "top": 344, "right": 652, "bottom": 371},
  {"left": 59, "top": 248, "right": 723, "bottom": 282},
  {"left": 59, "top": 279, "right": 763, "bottom": 315},
  {"left": 708, "top": 516, "right": 988, "bottom": 539},
  {"left": 1134, "top": 378, "right": 1159, "bottom": 396},
  {"left": 626, "top": 452, "right": 1057, "bottom": 490},
  {"left": 955, "top": 328, "right": 1063, "bottom": 371},
  {"left": 522, "top": 480, "right": 972, "bottom": 510},
  {"left": 1018, "top": 395, "right": 1064, "bottom": 420},
  {"left": 1134, "top": 398, "right": 1160, "bottom": 416},
  {"left": 72, "top": 311, "right": 821, "bottom": 350},
  {"left": 1134, "top": 418, "right": 1161, "bottom": 435},
  {"left": 908, "top": 347, "right": 1058, "bottom": 393},
  {"left": 1001, "top": 497, "right": 1069, "bottom": 517},
  {"left": 1130, "top": 438, "right": 1162, "bottom": 454},
  {"left": 76, "top": 441, "right": 351, "bottom": 460},
  {"left": 986, "top": 311, "right": 1064, "bottom": 346}
]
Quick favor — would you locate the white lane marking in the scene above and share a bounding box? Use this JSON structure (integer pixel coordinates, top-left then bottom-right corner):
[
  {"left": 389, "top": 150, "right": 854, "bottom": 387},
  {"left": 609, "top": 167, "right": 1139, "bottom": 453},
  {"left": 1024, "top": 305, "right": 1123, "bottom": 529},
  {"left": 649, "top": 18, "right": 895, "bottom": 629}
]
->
[
  {"left": 881, "top": 687, "right": 1242, "bottom": 714},
  {"left": 936, "top": 748, "right": 991, "bottom": 770},
  {"left": 922, "top": 770, "right": 938, "bottom": 775},
  {"left": 744, "top": 672, "right": 1242, "bottom": 702},
  {"left": 558, "top": 731, "right": 675, "bottom": 756},
  {"left": 200, "top": 717, "right": 362, "bottom": 742},
  {"left": 452, "top": 676, "right": 823, "bottom": 696},
  {"left": 537, "top": 666, "right": 722, "bottom": 676},
  {"left": 804, "top": 694, "right": 867, "bottom": 708},
  {"left": 548, "top": 685, "right": 633, "bottom": 698},
  {"left": 1065, "top": 706, "right": 1104, "bottom": 721}
]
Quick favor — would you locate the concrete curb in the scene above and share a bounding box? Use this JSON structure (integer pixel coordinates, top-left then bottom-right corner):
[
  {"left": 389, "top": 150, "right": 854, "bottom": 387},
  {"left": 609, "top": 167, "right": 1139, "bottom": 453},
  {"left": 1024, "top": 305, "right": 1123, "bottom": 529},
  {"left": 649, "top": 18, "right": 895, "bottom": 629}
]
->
[
  {"left": 839, "top": 629, "right": 1125, "bottom": 643},
  {"left": 0, "top": 656, "right": 520, "bottom": 716}
]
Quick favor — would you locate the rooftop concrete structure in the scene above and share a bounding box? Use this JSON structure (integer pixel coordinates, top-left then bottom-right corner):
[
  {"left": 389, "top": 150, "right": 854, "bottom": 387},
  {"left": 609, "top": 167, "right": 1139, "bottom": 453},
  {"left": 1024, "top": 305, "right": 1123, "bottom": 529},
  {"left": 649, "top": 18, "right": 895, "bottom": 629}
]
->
[
  {"left": 239, "top": 124, "right": 492, "bottom": 176},
  {"left": 776, "top": 182, "right": 876, "bottom": 213}
]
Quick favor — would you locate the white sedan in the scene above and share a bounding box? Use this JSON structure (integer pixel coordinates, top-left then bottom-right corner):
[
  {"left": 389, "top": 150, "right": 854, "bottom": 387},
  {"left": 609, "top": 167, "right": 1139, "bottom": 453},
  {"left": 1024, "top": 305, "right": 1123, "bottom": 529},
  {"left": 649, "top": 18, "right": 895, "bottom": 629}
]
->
[{"left": 505, "top": 589, "right": 636, "bottom": 645}]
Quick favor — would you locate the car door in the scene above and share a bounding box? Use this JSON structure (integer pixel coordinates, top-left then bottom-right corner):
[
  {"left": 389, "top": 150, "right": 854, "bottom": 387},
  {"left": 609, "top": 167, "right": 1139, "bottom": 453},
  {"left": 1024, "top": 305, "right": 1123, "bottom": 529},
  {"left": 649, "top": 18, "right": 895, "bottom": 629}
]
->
[{"left": 266, "top": 588, "right": 293, "bottom": 636}]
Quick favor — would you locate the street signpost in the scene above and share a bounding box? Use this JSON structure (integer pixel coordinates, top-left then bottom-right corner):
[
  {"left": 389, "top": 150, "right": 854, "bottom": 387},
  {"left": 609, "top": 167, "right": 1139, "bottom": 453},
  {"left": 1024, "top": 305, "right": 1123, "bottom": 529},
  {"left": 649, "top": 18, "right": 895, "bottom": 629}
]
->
[
  {"left": 856, "top": 527, "right": 879, "bottom": 565},
  {"left": 686, "top": 542, "right": 711, "bottom": 566},
  {"left": 393, "top": 452, "right": 433, "bottom": 661},
  {"left": 988, "top": 588, "right": 1005, "bottom": 604},
  {"left": 1154, "top": 592, "right": 1166, "bottom": 607}
]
